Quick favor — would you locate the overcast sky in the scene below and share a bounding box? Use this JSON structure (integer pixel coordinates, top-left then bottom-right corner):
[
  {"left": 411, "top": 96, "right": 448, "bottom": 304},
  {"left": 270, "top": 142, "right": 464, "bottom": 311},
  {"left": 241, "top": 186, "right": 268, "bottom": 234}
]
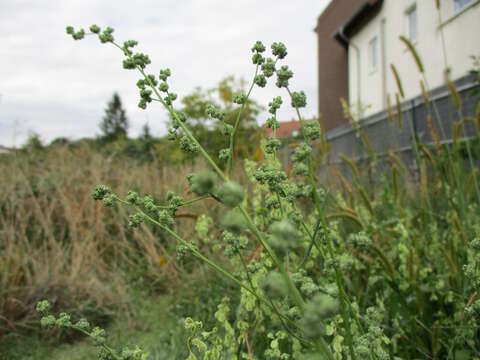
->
[{"left": 0, "top": 0, "right": 331, "bottom": 147}]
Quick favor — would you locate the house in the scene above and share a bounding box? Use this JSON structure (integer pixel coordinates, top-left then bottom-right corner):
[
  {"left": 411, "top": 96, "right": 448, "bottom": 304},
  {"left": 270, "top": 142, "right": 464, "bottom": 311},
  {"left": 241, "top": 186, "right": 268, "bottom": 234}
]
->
[
  {"left": 263, "top": 120, "right": 301, "bottom": 140},
  {"left": 315, "top": 0, "right": 364, "bottom": 132},
  {"left": 0, "top": 145, "right": 12, "bottom": 154},
  {"left": 316, "top": 0, "right": 480, "bottom": 121}
]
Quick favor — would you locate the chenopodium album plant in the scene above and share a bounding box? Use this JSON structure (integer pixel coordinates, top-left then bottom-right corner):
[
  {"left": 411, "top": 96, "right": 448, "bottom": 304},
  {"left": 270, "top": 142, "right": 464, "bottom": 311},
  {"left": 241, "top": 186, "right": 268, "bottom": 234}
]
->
[{"left": 38, "top": 25, "right": 400, "bottom": 359}]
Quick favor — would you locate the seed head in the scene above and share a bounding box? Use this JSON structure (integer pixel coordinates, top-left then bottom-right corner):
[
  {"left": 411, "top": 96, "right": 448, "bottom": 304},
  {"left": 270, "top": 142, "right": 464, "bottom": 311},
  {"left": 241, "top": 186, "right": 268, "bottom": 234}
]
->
[
  {"left": 98, "top": 27, "right": 114, "bottom": 43},
  {"left": 266, "top": 117, "right": 279, "bottom": 130},
  {"left": 92, "top": 185, "right": 111, "bottom": 201},
  {"left": 271, "top": 42, "right": 287, "bottom": 59},
  {"left": 292, "top": 142, "right": 311, "bottom": 163},
  {"left": 188, "top": 171, "right": 217, "bottom": 196},
  {"left": 218, "top": 181, "right": 244, "bottom": 208},
  {"left": 265, "top": 138, "right": 281, "bottom": 154},
  {"left": 276, "top": 65, "right": 293, "bottom": 88},
  {"left": 91, "top": 327, "right": 106, "bottom": 345},
  {"left": 75, "top": 318, "right": 90, "bottom": 331},
  {"left": 179, "top": 136, "right": 199, "bottom": 154},
  {"left": 221, "top": 209, "right": 246, "bottom": 234},
  {"left": 252, "top": 53, "right": 265, "bottom": 65},
  {"left": 254, "top": 74, "right": 267, "bottom": 88},
  {"left": 268, "top": 96, "right": 282, "bottom": 114},
  {"left": 261, "top": 271, "right": 287, "bottom": 298},
  {"left": 251, "top": 41, "right": 266, "bottom": 53},
  {"left": 303, "top": 121, "right": 321, "bottom": 141},
  {"left": 89, "top": 24, "right": 101, "bottom": 34},
  {"left": 219, "top": 148, "right": 231, "bottom": 162},
  {"left": 291, "top": 91, "right": 307, "bottom": 108},
  {"left": 205, "top": 104, "right": 225, "bottom": 120},
  {"left": 159, "top": 68, "right": 171, "bottom": 81},
  {"left": 233, "top": 92, "right": 247, "bottom": 105},
  {"left": 36, "top": 300, "right": 51, "bottom": 315},
  {"left": 262, "top": 58, "right": 276, "bottom": 78},
  {"left": 40, "top": 315, "right": 56, "bottom": 328},
  {"left": 159, "top": 82, "right": 168, "bottom": 92},
  {"left": 56, "top": 312, "right": 72, "bottom": 328}
]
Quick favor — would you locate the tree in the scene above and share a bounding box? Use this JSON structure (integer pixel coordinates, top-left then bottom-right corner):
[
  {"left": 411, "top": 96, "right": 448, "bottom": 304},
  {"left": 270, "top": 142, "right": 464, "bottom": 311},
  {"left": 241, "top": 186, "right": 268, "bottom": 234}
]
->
[
  {"left": 99, "top": 93, "right": 129, "bottom": 140},
  {"left": 23, "top": 131, "right": 43, "bottom": 151},
  {"left": 171, "top": 76, "right": 263, "bottom": 164},
  {"left": 139, "top": 122, "right": 152, "bottom": 142}
]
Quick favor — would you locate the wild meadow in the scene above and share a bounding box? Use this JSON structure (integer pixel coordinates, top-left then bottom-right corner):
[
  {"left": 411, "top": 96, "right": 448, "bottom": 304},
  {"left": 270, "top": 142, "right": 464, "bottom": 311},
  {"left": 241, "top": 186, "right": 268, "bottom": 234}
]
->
[{"left": 1, "top": 18, "right": 480, "bottom": 360}]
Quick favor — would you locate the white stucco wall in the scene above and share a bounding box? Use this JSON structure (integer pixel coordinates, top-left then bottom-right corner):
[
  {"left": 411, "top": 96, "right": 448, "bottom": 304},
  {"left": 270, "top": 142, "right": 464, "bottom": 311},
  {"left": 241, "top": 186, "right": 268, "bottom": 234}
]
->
[{"left": 348, "top": 0, "right": 480, "bottom": 118}]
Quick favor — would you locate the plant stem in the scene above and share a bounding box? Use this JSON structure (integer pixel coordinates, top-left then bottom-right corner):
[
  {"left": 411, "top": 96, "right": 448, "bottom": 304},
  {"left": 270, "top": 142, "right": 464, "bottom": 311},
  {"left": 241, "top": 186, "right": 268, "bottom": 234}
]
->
[
  {"left": 285, "top": 85, "right": 357, "bottom": 360},
  {"left": 156, "top": 195, "right": 211, "bottom": 209},
  {"left": 226, "top": 65, "right": 259, "bottom": 177},
  {"left": 119, "top": 199, "right": 304, "bottom": 335},
  {"left": 238, "top": 205, "right": 306, "bottom": 311}
]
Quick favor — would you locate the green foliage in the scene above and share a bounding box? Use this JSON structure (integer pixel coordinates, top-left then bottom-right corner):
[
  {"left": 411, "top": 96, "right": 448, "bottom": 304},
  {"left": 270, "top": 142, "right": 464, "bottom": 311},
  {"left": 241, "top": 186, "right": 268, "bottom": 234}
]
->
[
  {"left": 100, "top": 93, "right": 129, "bottom": 141},
  {"left": 23, "top": 132, "right": 44, "bottom": 151}
]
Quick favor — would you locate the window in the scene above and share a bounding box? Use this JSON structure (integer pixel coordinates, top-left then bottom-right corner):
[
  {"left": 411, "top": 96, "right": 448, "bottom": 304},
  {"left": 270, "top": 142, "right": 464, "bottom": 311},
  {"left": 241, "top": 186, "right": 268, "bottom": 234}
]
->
[
  {"left": 368, "top": 36, "right": 378, "bottom": 72},
  {"left": 454, "top": 0, "right": 473, "bottom": 12},
  {"left": 406, "top": 5, "right": 418, "bottom": 42}
]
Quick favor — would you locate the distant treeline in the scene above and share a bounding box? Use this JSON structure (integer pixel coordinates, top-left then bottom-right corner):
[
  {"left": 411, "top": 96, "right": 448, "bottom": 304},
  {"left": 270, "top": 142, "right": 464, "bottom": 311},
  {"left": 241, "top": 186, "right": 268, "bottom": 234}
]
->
[{"left": 19, "top": 76, "right": 265, "bottom": 165}]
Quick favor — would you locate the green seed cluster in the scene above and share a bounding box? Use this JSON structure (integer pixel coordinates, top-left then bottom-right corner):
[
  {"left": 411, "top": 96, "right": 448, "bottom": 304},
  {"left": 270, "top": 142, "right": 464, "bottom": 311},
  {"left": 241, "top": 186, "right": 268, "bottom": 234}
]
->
[
  {"left": 99, "top": 27, "right": 115, "bottom": 43},
  {"left": 300, "top": 294, "right": 338, "bottom": 339},
  {"left": 206, "top": 104, "right": 225, "bottom": 120},
  {"left": 123, "top": 52, "right": 151, "bottom": 70},
  {"left": 92, "top": 185, "right": 118, "bottom": 207},
  {"left": 218, "top": 181, "right": 245, "bottom": 208},
  {"left": 271, "top": 42, "right": 287, "bottom": 59},
  {"left": 233, "top": 92, "right": 247, "bottom": 105},
  {"left": 166, "top": 191, "right": 184, "bottom": 215},
  {"left": 268, "top": 220, "right": 298, "bottom": 256},
  {"left": 254, "top": 164, "right": 287, "bottom": 193},
  {"left": 223, "top": 231, "right": 248, "bottom": 258},
  {"left": 291, "top": 142, "right": 311, "bottom": 176},
  {"left": 254, "top": 74, "right": 267, "bottom": 88},
  {"left": 268, "top": 96, "right": 282, "bottom": 115},
  {"left": 219, "top": 148, "right": 231, "bottom": 162},
  {"left": 221, "top": 209, "right": 245, "bottom": 234},
  {"left": 180, "top": 135, "right": 199, "bottom": 154},
  {"left": 66, "top": 26, "right": 85, "bottom": 40},
  {"left": 261, "top": 58, "right": 276, "bottom": 78},
  {"left": 265, "top": 138, "right": 281, "bottom": 154},
  {"left": 303, "top": 120, "right": 322, "bottom": 141},
  {"left": 36, "top": 300, "right": 147, "bottom": 359},
  {"left": 188, "top": 171, "right": 217, "bottom": 196},
  {"left": 261, "top": 271, "right": 287, "bottom": 298},
  {"left": 251, "top": 41, "right": 266, "bottom": 65},
  {"left": 275, "top": 65, "right": 293, "bottom": 88},
  {"left": 291, "top": 91, "right": 307, "bottom": 108},
  {"left": 128, "top": 212, "right": 145, "bottom": 228}
]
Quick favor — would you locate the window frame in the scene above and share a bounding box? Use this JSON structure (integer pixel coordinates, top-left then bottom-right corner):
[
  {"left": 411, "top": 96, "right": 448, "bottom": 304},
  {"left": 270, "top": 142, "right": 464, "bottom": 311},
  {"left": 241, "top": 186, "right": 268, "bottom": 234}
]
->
[
  {"left": 405, "top": 4, "right": 418, "bottom": 43},
  {"left": 368, "top": 36, "right": 378, "bottom": 73},
  {"left": 454, "top": 0, "right": 473, "bottom": 13}
]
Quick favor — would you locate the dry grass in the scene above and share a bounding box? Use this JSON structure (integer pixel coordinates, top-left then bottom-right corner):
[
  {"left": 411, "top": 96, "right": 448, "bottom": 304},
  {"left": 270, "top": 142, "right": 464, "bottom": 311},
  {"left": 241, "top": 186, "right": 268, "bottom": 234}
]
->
[{"left": 0, "top": 144, "right": 215, "bottom": 336}]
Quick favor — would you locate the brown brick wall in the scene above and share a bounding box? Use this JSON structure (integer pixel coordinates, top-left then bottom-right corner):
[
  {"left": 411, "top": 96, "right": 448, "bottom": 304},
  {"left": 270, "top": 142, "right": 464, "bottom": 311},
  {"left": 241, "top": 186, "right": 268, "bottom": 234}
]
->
[{"left": 316, "top": 0, "right": 362, "bottom": 132}]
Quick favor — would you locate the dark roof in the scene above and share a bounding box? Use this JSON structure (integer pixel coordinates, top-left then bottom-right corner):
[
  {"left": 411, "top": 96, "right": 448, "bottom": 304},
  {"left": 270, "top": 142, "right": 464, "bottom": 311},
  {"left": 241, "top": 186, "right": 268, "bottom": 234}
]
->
[{"left": 333, "top": 0, "right": 384, "bottom": 46}]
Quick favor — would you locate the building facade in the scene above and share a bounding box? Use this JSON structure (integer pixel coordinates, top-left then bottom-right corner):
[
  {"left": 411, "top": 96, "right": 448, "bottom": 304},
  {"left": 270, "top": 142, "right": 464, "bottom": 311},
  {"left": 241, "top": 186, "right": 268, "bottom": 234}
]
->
[
  {"left": 340, "top": 0, "right": 480, "bottom": 118},
  {"left": 315, "top": 0, "right": 368, "bottom": 131}
]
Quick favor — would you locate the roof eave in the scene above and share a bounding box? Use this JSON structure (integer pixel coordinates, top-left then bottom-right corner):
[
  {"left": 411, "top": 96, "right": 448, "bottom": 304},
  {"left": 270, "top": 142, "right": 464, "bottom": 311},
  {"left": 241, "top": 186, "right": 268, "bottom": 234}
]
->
[{"left": 332, "top": 0, "right": 384, "bottom": 44}]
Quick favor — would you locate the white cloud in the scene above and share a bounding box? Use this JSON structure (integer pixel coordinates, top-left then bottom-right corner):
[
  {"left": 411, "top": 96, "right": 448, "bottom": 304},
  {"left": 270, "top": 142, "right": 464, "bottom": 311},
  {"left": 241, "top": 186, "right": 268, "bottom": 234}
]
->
[{"left": 0, "top": 0, "right": 330, "bottom": 146}]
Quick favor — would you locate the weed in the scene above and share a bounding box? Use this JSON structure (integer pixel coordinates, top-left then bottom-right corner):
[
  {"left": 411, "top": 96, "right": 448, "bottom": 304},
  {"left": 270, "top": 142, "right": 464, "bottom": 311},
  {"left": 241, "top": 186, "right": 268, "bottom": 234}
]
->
[{"left": 29, "top": 22, "right": 480, "bottom": 359}]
